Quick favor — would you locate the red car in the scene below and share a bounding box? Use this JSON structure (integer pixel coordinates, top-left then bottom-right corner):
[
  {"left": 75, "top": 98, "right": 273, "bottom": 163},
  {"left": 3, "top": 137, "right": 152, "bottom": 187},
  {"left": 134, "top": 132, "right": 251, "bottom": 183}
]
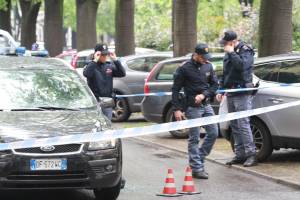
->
[{"left": 56, "top": 49, "right": 77, "bottom": 68}]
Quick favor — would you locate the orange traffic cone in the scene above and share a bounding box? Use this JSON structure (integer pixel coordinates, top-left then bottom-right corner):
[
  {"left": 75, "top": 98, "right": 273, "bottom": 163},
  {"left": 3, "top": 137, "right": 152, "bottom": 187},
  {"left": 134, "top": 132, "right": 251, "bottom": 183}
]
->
[
  {"left": 157, "top": 169, "right": 182, "bottom": 197},
  {"left": 179, "top": 167, "right": 201, "bottom": 195}
]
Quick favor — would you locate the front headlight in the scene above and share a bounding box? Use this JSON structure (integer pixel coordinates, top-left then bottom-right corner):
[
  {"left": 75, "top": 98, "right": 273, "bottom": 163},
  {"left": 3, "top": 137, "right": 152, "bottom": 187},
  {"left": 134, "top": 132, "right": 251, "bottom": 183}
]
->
[{"left": 88, "top": 139, "right": 116, "bottom": 151}]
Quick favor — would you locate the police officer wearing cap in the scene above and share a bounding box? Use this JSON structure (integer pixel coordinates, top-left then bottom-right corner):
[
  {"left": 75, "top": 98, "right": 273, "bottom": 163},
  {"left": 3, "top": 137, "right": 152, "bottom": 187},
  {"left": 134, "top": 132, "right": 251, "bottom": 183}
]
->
[
  {"left": 84, "top": 44, "right": 126, "bottom": 120},
  {"left": 216, "top": 30, "right": 257, "bottom": 167},
  {"left": 172, "top": 43, "right": 219, "bottom": 179}
]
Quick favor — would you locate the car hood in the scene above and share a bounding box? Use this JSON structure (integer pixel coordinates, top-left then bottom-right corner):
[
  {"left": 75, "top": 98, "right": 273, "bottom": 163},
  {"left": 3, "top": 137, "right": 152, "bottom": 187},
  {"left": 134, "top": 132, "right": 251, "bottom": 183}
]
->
[{"left": 0, "top": 110, "right": 108, "bottom": 143}]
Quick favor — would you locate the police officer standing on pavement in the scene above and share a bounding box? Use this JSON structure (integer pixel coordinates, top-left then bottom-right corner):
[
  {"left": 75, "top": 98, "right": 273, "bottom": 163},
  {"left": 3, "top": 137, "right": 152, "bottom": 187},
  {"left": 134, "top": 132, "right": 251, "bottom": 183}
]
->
[
  {"left": 84, "top": 44, "right": 126, "bottom": 120},
  {"left": 216, "top": 30, "right": 257, "bottom": 167},
  {"left": 172, "top": 43, "right": 219, "bottom": 179}
]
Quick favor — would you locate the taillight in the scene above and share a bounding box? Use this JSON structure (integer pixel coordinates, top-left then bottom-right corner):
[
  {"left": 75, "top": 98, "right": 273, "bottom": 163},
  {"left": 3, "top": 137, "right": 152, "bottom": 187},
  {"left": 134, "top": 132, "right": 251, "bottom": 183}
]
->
[{"left": 144, "top": 63, "right": 159, "bottom": 94}]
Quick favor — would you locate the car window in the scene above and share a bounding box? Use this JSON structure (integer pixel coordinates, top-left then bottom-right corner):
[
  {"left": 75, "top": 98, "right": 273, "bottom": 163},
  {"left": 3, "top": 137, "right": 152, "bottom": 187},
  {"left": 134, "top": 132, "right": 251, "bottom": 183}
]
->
[
  {"left": 76, "top": 54, "right": 93, "bottom": 69},
  {"left": 278, "top": 60, "right": 300, "bottom": 83},
  {"left": 126, "top": 58, "right": 146, "bottom": 72},
  {"left": 156, "top": 61, "right": 184, "bottom": 80},
  {"left": 253, "top": 62, "right": 281, "bottom": 82},
  {"left": 156, "top": 58, "right": 224, "bottom": 81},
  {"left": 127, "top": 57, "right": 169, "bottom": 72},
  {"left": 0, "top": 69, "right": 96, "bottom": 109},
  {"left": 146, "top": 57, "right": 169, "bottom": 72},
  {"left": 210, "top": 57, "right": 224, "bottom": 78}
]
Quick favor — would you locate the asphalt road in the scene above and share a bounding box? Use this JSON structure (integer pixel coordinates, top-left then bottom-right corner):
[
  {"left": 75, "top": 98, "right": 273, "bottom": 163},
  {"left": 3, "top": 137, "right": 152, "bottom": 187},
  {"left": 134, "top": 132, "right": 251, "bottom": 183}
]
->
[{"left": 1, "top": 139, "right": 300, "bottom": 200}]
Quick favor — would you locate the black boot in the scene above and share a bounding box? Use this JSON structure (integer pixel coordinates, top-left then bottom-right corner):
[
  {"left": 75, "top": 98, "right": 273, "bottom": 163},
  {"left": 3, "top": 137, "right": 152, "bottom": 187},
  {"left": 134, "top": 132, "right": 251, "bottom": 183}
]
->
[
  {"left": 226, "top": 157, "right": 246, "bottom": 165},
  {"left": 192, "top": 170, "right": 209, "bottom": 179},
  {"left": 243, "top": 155, "right": 258, "bottom": 167}
]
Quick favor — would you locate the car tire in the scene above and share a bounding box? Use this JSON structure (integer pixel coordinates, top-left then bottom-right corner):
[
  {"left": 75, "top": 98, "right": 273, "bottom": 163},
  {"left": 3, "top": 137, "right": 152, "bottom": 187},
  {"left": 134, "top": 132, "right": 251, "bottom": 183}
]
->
[
  {"left": 229, "top": 118, "right": 273, "bottom": 161},
  {"left": 112, "top": 96, "right": 131, "bottom": 122},
  {"left": 166, "top": 107, "right": 189, "bottom": 139},
  {"left": 94, "top": 178, "right": 122, "bottom": 200}
]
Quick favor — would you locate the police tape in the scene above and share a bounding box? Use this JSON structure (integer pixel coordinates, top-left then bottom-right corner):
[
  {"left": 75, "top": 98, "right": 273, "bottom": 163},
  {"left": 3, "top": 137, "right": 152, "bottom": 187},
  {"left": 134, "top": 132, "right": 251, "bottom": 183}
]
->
[
  {"left": 115, "top": 83, "right": 293, "bottom": 98},
  {"left": 1, "top": 99, "right": 300, "bottom": 151}
]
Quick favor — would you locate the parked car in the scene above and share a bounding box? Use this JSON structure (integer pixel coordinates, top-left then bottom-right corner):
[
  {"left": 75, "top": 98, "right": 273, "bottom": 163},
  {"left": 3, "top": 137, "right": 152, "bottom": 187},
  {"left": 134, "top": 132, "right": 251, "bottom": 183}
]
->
[
  {"left": 0, "top": 29, "right": 20, "bottom": 55},
  {"left": 0, "top": 56, "right": 123, "bottom": 200},
  {"left": 72, "top": 46, "right": 158, "bottom": 69},
  {"left": 0, "top": 29, "right": 49, "bottom": 57},
  {"left": 220, "top": 54, "right": 300, "bottom": 161},
  {"left": 55, "top": 49, "right": 77, "bottom": 67},
  {"left": 141, "top": 53, "right": 224, "bottom": 138},
  {"left": 76, "top": 52, "right": 173, "bottom": 122}
]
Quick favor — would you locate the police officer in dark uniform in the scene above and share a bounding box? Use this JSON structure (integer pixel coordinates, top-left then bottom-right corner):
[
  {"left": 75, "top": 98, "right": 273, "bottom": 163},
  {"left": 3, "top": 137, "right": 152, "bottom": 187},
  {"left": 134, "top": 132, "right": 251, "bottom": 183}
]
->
[
  {"left": 216, "top": 30, "right": 257, "bottom": 167},
  {"left": 84, "top": 44, "right": 126, "bottom": 120},
  {"left": 172, "top": 43, "right": 219, "bottom": 179}
]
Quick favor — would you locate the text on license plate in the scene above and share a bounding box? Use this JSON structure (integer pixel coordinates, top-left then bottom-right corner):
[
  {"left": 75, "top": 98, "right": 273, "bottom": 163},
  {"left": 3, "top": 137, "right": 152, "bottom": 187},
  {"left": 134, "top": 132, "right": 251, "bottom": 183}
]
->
[{"left": 30, "top": 159, "right": 67, "bottom": 171}]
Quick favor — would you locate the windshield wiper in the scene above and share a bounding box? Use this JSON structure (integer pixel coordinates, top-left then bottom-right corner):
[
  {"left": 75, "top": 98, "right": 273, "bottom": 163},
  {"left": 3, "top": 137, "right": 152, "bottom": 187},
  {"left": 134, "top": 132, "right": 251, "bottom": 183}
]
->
[{"left": 37, "top": 106, "right": 80, "bottom": 111}]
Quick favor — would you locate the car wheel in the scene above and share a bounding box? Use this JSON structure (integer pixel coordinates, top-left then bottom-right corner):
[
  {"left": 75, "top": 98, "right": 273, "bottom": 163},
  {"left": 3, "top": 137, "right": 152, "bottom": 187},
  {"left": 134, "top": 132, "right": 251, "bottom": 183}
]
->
[
  {"left": 112, "top": 97, "right": 131, "bottom": 122},
  {"left": 166, "top": 107, "right": 189, "bottom": 139},
  {"left": 230, "top": 118, "right": 273, "bottom": 161},
  {"left": 94, "top": 179, "right": 122, "bottom": 200}
]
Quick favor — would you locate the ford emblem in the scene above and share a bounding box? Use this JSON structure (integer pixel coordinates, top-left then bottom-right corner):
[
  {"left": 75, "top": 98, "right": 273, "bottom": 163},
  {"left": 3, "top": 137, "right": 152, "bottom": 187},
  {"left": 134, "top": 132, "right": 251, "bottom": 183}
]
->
[{"left": 40, "top": 145, "right": 55, "bottom": 152}]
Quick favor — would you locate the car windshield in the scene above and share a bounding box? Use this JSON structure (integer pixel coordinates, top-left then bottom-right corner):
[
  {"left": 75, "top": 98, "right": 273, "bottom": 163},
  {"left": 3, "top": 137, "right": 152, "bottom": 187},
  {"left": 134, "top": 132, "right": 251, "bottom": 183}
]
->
[{"left": 0, "top": 69, "right": 96, "bottom": 110}]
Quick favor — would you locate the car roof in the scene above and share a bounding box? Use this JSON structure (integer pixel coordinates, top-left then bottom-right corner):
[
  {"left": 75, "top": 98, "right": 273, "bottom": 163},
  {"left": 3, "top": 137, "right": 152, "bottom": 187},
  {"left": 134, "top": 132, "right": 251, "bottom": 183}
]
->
[
  {"left": 76, "top": 47, "right": 159, "bottom": 57},
  {"left": 254, "top": 53, "right": 300, "bottom": 65},
  {"left": 0, "top": 56, "right": 71, "bottom": 70},
  {"left": 120, "top": 52, "right": 173, "bottom": 61}
]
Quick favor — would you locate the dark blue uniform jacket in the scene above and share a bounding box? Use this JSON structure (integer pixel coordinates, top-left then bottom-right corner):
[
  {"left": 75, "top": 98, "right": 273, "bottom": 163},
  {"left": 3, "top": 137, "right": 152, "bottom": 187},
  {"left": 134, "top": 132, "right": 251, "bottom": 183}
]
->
[
  {"left": 172, "top": 58, "right": 218, "bottom": 111},
  {"left": 220, "top": 41, "right": 255, "bottom": 90},
  {"left": 83, "top": 60, "right": 126, "bottom": 99}
]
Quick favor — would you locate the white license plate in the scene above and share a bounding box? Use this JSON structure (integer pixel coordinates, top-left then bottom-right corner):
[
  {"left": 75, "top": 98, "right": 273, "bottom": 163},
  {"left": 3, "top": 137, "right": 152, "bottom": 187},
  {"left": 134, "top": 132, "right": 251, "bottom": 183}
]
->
[{"left": 30, "top": 159, "right": 67, "bottom": 171}]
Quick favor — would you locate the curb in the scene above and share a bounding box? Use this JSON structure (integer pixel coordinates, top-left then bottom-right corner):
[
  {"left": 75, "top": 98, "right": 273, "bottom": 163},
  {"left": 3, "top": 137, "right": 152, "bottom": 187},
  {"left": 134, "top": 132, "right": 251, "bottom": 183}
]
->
[{"left": 129, "top": 137, "right": 300, "bottom": 190}]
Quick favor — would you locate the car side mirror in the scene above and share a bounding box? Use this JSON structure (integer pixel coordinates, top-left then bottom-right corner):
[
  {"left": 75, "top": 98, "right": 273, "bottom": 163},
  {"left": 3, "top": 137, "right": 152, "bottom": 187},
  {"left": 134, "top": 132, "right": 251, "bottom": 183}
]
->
[{"left": 99, "top": 97, "right": 115, "bottom": 108}]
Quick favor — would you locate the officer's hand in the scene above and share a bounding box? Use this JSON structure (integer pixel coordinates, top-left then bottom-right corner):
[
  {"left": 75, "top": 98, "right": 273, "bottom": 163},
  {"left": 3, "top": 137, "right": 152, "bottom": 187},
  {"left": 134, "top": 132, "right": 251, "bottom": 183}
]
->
[
  {"left": 216, "top": 94, "right": 223, "bottom": 102},
  {"left": 224, "top": 44, "right": 234, "bottom": 53},
  {"left": 93, "top": 51, "right": 101, "bottom": 62},
  {"left": 195, "top": 94, "right": 205, "bottom": 104},
  {"left": 174, "top": 110, "right": 184, "bottom": 121},
  {"left": 109, "top": 52, "right": 117, "bottom": 61}
]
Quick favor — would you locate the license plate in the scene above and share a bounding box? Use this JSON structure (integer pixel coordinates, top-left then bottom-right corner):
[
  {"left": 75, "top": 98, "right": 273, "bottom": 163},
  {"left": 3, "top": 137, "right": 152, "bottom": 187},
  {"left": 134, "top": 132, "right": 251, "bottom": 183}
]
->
[{"left": 30, "top": 159, "right": 67, "bottom": 171}]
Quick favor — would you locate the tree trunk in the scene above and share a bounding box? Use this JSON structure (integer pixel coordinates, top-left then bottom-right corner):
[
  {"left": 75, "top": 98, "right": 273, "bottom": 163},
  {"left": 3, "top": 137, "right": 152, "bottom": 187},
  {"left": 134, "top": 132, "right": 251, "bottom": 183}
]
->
[
  {"left": 19, "top": 0, "right": 41, "bottom": 49},
  {"left": 76, "top": 0, "right": 100, "bottom": 51},
  {"left": 44, "top": 0, "right": 64, "bottom": 56},
  {"left": 115, "top": 0, "right": 135, "bottom": 56},
  {"left": 0, "top": 0, "right": 11, "bottom": 33},
  {"left": 171, "top": 0, "right": 175, "bottom": 52},
  {"left": 173, "top": 0, "right": 197, "bottom": 57},
  {"left": 258, "top": 0, "right": 293, "bottom": 57}
]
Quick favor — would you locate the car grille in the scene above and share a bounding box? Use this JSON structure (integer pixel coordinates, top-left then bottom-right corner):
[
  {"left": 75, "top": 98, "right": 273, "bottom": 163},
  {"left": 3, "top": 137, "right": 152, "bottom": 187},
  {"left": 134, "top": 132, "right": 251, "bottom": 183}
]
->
[{"left": 13, "top": 144, "right": 83, "bottom": 155}]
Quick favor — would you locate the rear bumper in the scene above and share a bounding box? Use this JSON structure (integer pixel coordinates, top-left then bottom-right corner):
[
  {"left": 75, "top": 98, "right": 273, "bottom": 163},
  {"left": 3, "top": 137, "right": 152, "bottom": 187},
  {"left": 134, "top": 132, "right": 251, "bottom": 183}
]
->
[{"left": 0, "top": 143, "right": 122, "bottom": 190}]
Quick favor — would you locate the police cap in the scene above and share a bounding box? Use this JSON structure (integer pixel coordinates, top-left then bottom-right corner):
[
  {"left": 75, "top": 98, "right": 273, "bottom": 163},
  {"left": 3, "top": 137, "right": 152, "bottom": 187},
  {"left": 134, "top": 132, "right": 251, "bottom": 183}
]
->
[
  {"left": 219, "top": 30, "right": 238, "bottom": 45},
  {"left": 195, "top": 43, "right": 212, "bottom": 60},
  {"left": 94, "top": 43, "right": 109, "bottom": 55}
]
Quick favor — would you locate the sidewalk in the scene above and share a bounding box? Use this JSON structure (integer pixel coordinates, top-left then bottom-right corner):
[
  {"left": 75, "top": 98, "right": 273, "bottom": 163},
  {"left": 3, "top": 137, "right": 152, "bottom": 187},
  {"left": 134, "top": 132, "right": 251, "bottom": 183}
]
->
[
  {"left": 134, "top": 133, "right": 300, "bottom": 189},
  {"left": 113, "top": 116, "right": 300, "bottom": 189}
]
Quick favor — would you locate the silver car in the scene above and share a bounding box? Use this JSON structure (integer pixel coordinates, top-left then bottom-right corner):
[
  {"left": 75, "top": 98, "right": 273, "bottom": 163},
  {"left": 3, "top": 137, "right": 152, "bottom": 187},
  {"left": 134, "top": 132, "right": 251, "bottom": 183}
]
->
[{"left": 220, "top": 54, "right": 300, "bottom": 161}]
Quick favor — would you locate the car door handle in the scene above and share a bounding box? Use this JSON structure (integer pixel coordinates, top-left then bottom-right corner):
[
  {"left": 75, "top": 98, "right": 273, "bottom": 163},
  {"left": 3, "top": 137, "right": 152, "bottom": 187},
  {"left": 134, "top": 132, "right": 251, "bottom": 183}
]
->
[{"left": 268, "top": 98, "right": 284, "bottom": 103}]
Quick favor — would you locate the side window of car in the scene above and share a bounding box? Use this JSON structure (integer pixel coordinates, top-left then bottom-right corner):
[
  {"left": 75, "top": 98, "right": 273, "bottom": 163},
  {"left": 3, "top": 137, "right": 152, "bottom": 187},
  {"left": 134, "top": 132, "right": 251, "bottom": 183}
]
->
[
  {"left": 146, "top": 57, "right": 169, "bottom": 72},
  {"left": 253, "top": 62, "right": 281, "bottom": 82},
  {"left": 126, "top": 58, "right": 147, "bottom": 72},
  {"left": 76, "top": 56, "right": 87, "bottom": 69},
  {"left": 278, "top": 60, "right": 300, "bottom": 84},
  {"left": 156, "top": 61, "right": 184, "bottom": 80}
]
